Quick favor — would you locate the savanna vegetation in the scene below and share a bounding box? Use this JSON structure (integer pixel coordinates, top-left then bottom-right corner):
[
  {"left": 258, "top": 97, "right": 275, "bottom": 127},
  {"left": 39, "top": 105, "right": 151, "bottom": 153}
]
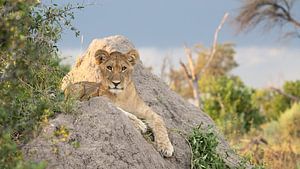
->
[
  {"left": 166, "top": 1, "right": 300, "bottom": 168},
  {"left": 0, "top": 1, "right": 82, "bottom": 168},
  {"left": 1, "top": 0, "right": 299, "bottom": 169},
  {"left": 168, "top": 42, "right": 300, "bottom": 168}
]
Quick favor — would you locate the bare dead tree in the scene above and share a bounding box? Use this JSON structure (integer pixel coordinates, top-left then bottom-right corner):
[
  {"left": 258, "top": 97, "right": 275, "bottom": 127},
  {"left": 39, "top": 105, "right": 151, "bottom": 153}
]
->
[
  {"left": 180, "top": 13, "right": 229, "bottom": 108},
  {"left": 179, "top": 60, "right": 193, "bottom": 89},
  {"left": 235, "top": 0, "right": 300, "bottom": 38},
  {"left": 180, "top": 46, "right": 201, "bottom": 107},
  {"left": 270, "top": 87, "right": 300, "bottom": 102}
]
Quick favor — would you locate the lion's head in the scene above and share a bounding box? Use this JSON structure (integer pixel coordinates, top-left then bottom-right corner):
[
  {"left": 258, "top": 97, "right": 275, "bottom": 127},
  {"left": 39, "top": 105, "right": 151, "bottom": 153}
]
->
[{"left": 94, "top": 49, "right": 139, "bottom": 94}]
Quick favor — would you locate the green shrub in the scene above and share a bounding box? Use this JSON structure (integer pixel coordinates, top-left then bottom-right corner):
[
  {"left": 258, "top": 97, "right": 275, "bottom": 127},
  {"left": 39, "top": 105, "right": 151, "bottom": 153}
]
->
[
  {"left": 201, "top": 76, "right": 264, "bottom": 134},
  {"left": 279, "top": 103, "right": 300, "bottom": 138},
  {"left": 283, "top": 80, "right": 300, "bottom": 99},
  {"left": 188, "top": 125, "right": 229, "bottom": 169},
  {"left": 252, "top": 89, "right": 290, "bottom": 121},
  {"left": 0, "top": 133, "right": 47, "bottom": 169},
  {"left": 262, "top": 121, "right": 281, "bottom": 144},
  {"left": 252, "top": 81, "right": 300, "bottom": 122},
  {"left": 0, "top": 1, "right": 82, "bottom": 168}
]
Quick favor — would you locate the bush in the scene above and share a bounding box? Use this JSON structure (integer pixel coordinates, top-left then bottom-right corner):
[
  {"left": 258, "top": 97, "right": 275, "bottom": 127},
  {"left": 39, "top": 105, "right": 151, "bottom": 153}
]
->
[
  {"left": 278, "top": 103, "right": 300, "bottom": 138},
  {"left": 248, "top": 103, "right": 300, "bottom": 168},
  {"left": 201, "top": 76, "right": 264, "bottom": 135},
  {"left": 283, "top": 80, "right": 300, "bottom": 99},
  {"left": 0, "top": 1, "right": 82, "bottom": 168},
  {"left": 252, "top": 81, "right": 300, "bottom": 122},
  {"left": 188, "top": 125, "right": 229, "bottom": 169},
  {"left": 0, "top": 133, "right": 47, "bottom": 169},
  {"left": 252, "top": 89, "right": 291, "bottom": 121}
]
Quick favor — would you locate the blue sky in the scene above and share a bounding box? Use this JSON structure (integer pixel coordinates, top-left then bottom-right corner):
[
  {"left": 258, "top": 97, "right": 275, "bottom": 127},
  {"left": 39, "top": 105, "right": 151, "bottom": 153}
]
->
[{"left": 54, "top": 0, "right": 300, "bottom": 88}]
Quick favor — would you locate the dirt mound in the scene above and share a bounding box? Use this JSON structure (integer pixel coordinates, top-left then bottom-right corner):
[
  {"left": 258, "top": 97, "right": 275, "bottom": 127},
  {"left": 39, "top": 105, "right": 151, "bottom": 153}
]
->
[{"left": 23, "top": 35, "right": 244, "bottom": 169}]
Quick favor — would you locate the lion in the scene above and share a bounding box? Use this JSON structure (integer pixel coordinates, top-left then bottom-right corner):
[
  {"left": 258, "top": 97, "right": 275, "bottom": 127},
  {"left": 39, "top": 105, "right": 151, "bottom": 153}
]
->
[{"left": 64, "top": 49, "right": 174, "bottom": 157}]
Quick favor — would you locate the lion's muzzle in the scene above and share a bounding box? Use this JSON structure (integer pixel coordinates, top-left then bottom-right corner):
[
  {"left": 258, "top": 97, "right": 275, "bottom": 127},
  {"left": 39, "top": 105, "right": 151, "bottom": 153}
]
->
[{"left": 109, "top": 80, "right": 124, "bottom": 93}]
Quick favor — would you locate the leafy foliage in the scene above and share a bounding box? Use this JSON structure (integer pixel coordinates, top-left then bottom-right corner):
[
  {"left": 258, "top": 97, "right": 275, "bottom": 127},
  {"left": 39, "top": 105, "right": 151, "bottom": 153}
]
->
[
  {"left": 0, "top": 133, "right": 47, "bottom": 169},
  {"left": 167, "top": 37, "right": 299, "bottom": 168},
  {"left": 283, "top": 80, "right": 300, "bottom": 99},
  {"left": 244, "top": 103, "right": 300, "bottom": 168},
  {"left": 188, "top": 125, "right": 229, "bottom": 169},
  {"left": 194, "top": 43, "right": 237, "bottom": 76},
  {"left": 278, "top": 103, "right": 300, "bottom": 138},
  {"left": 252, "top": 80, "right": 300, "bottom": 121},
  {"left": 201, "top": 76, "right": 264, "bottom": 134},
  {"left": 0, "top": 1, "right": 82, "bottom": 168},
  {"left": 252, "top": 89, "right": 290, "bottom": 121}
]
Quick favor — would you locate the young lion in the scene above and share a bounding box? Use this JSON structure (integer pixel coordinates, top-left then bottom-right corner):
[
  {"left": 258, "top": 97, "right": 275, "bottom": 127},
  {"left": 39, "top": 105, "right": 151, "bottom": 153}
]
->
[{"left": 64, "top": 49, "right": 174, "bottom": 157}]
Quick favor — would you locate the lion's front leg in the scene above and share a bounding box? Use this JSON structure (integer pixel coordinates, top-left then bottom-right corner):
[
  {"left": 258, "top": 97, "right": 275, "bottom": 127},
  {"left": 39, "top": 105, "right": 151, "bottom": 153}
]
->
[
  {"left": 138, "top": 108, "right": 174, "bottom": 157},
  {"left": 115, "top": 85, "right": 174, "bottom": 157}
]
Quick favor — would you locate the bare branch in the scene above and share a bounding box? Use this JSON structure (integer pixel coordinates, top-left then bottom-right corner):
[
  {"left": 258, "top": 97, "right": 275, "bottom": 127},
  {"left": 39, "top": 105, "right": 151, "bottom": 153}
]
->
[
  {"left": 184, "top": 46, "right": 196, "bottom": 80},
  {"left": 235, "top": 0, "right": 300, "bottom": 36},
  {"left": 200, "top": 12, "right": 229, "bottom": 76},
  {"left": 269, "top": 2, "right": 300, "bottom": 28},
  {"left": 270, "top": 87, "right": 300, "bottom": 102},
  {"left": 179, "top": 61, "right": 193, "bottom": 88}
]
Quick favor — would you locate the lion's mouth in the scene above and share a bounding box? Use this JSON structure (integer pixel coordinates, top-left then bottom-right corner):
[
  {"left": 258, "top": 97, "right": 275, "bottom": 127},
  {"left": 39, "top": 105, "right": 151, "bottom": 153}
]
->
[{"left": 109, "top": 87, "right": 124, "bottom": 93}]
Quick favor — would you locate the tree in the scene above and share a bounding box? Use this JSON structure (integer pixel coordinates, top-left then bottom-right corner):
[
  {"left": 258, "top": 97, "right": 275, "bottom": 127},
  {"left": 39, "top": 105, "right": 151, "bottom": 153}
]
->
[
  {"left": 174, "top": 13, "right": 230, "bottom": 107},
  {"left": 194, "top": 43, "right": 237, "bottom": 76},
  {"left": 201, "top": 76, "right": 264, "bottom": 135},
  {"left": 283, "top": 80, "right": 300, "bottom": 99},
  {"left": 252, "top": 80, "right": 300, "bottom": 121},
  {"left": 169, "top": 43, "right": 238, "bottom": 99},
  {"left": 0, "top": 1, "right": 82, "bottom": 168},
  {"left": 235, "top": 0, "right": 300, "bottom": 38},
  {"left": 278, "top": 103, "right": 300, "bottom": 138},
  {"left": 252, "top": 89, "right": 290, "bottom": 120}
]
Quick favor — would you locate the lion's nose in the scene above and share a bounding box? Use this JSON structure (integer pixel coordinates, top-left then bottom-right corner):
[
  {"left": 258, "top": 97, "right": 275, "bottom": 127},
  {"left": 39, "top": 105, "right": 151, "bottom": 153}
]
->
[{"left": 112, "top": 80, "right": 121, "bottom": 87}]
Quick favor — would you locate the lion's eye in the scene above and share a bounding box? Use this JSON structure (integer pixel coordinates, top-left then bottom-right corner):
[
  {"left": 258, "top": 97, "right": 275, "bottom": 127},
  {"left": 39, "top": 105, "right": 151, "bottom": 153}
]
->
[
  {"left": 121, "top": 66, "right": 127, "bottom": 72},
  {"left": 107, "top": 66, "right": 112, "bottom": 71}
]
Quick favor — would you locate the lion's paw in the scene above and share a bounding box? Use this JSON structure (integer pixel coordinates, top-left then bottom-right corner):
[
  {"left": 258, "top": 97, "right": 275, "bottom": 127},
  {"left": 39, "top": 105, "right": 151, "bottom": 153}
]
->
[{"left": 157, "top": 141, "right": 174, "bottom": 157}]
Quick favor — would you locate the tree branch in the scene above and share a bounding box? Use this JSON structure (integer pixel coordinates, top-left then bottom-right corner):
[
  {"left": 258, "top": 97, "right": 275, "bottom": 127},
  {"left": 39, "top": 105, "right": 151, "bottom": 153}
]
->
[
  {"left": 178, "top": 13, "right": 229, "bottom": 108},
  {"left": 270, "top": 87, "right": 300, "bottom": 102},
  {"left": 184, "top": 46, "right": 196, "bottom": 80},
  {"left": 236, "top": 0, "right": 300, "bottom": 35},
  {"left": 200, "top": 12, "right": 229, "bottom": 76},
  {"left": 269, "top": 2, "right": 300, "bottom": 28},
  {"left": 179, "top": 61, "right": 193, "bottom": 89}
]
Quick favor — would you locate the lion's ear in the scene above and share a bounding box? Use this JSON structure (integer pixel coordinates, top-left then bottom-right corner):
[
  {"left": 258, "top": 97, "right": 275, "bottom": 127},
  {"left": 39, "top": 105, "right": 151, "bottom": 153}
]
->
[
  {"left": 95, "top": 49, "right": 109, "bottom": 65},
  {"left": 126, "top": 49, "right": 139, "bottom": 66}
]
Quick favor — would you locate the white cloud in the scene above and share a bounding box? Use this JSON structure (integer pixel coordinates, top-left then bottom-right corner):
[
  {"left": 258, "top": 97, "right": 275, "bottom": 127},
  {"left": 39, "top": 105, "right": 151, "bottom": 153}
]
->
[
  {"left": 234, "top": 47, "right": 298, "bottom": 66},
  {"left": 59, "top": 46, "right": 300, "bottom": 88},
  {"left": 233, "top": 46, "right": 300, "bottom": 88}
]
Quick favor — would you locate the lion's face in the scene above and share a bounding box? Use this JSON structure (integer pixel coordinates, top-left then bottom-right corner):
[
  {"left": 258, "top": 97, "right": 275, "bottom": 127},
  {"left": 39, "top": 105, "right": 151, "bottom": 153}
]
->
[{"left": 95, "top": 49, "right": 139, "bottom": 94}]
